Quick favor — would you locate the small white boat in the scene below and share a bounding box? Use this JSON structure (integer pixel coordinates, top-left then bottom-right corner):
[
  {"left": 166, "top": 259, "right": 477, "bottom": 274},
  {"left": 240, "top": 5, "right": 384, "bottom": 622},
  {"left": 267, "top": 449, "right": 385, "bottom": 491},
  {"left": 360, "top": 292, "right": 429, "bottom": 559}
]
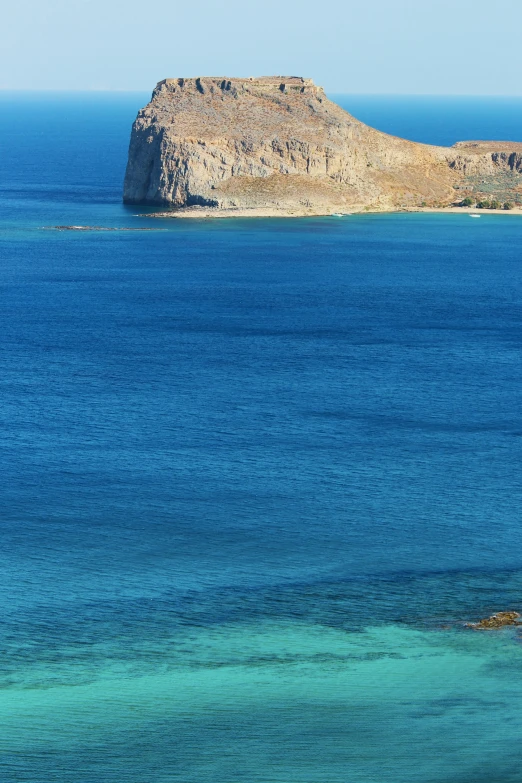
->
[{"left": 469, "top": 214, "right": 481, "bottom": 218}]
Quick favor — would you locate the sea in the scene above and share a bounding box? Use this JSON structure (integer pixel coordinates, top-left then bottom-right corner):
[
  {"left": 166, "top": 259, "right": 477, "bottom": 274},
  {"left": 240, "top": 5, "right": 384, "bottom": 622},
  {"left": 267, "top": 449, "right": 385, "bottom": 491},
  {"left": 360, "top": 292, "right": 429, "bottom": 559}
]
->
[{"left": 1, "top": 91, "right": 522, "bottom": 782}]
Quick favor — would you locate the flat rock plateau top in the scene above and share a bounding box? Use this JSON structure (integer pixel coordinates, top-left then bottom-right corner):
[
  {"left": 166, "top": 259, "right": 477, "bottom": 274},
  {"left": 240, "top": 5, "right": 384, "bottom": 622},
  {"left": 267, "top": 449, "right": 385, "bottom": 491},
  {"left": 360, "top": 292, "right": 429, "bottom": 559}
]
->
[{"left": 123, "top": 76, "right": 522, "bottom": 216}]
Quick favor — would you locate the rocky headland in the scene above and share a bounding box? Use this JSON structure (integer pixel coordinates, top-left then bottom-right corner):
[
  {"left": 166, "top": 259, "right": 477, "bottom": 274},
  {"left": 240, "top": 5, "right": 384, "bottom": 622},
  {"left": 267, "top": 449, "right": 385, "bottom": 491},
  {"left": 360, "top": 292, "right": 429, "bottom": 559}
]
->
[{"left": 123, "top": 76, "right": 522, "bottom": 217}]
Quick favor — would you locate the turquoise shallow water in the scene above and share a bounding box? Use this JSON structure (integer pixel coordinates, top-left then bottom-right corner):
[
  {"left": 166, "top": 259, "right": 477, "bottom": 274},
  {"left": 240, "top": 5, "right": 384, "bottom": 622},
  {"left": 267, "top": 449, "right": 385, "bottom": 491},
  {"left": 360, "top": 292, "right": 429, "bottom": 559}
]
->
[
  {"left": 1, "top": 93, "right": 522, "bottom": 781},
  {"left": 4, "top": 622, "right": 522, "bottom": 782}
]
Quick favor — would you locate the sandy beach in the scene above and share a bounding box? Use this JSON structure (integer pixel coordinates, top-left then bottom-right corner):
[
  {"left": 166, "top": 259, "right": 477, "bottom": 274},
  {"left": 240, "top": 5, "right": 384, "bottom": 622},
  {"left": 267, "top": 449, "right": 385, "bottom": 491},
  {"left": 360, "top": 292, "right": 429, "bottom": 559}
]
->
[
  {"left": 140, "top": 205, "right": 522, "bottom": 219},
  {"left": 408, "top": 206, "right": 522, "bottom": 216}
]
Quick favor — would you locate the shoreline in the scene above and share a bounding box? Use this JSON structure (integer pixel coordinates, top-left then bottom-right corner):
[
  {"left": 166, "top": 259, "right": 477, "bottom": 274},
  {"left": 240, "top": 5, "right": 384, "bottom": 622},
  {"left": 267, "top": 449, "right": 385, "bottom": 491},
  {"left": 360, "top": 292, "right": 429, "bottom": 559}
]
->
[
  {"left": 138, "top": 205, "right": 522, "bottom": 220},
  {"left": 406, "top": 206, "right": 522, "bottom": 215}
]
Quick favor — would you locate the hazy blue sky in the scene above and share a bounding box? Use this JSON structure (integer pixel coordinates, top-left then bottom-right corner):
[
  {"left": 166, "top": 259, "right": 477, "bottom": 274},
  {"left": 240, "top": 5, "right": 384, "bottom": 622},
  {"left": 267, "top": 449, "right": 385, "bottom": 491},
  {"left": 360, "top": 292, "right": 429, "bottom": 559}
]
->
[{"left": 3, "top": 0, "right": 522, "bottom": 93}]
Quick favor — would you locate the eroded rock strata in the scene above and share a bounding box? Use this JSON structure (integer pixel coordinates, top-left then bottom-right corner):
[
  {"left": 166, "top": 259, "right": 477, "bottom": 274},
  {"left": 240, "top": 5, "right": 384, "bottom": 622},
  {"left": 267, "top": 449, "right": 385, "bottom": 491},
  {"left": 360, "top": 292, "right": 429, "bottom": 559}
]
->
[{"left": 123, "top": 76, "right": 522, "bottom": 215}]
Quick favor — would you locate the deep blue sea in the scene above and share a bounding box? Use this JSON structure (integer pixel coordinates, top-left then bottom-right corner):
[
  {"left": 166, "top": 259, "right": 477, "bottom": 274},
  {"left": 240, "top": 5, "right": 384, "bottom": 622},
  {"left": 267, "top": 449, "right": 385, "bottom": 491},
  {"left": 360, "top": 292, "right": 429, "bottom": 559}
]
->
[{"left": 1, "top": 92, "right": 522, "bottom": 782}]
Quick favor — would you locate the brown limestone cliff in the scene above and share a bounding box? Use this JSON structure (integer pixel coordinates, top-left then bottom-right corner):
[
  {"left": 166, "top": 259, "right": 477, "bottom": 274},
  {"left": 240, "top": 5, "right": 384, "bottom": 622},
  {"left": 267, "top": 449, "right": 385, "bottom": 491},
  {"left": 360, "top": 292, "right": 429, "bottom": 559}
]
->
[{"left": 123, "top": 76, "right": 522, "bottom": 215}]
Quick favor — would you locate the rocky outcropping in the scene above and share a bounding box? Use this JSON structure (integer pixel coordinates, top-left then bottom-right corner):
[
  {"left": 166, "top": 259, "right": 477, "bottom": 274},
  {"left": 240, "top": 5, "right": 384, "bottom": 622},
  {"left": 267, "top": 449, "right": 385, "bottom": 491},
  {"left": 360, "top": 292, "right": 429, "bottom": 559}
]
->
[
  {"left": 467, "top": 611, "right": 521, "bottom": 630},
  {"left": 123, "top": 76, "right": 522, "bottom": 215},
  {"left": 51, "top": 226, "right": 160, "bottom": 231}
]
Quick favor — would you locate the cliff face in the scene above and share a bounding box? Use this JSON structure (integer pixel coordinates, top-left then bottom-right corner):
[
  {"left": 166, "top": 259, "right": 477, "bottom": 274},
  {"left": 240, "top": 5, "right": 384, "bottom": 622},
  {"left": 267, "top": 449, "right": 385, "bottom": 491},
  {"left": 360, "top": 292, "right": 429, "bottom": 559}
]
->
[{"left": 123, "top": 76, "right": 522, "bottom": 213}]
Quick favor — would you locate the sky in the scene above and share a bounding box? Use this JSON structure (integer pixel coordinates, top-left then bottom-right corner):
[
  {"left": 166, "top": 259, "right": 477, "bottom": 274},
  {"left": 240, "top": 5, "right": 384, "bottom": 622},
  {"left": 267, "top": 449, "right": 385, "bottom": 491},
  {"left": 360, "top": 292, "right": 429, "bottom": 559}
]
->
[{"left": 2, "top": 0, "right": 522, "bottom": 94}]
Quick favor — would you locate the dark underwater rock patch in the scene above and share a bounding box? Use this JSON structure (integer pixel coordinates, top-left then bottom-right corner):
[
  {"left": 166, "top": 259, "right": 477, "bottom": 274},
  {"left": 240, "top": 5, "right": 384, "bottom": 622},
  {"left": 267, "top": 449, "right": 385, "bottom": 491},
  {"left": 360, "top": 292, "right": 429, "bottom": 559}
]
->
[{"left": 49, "top": 226, "right": 162, "bottom": 231}]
